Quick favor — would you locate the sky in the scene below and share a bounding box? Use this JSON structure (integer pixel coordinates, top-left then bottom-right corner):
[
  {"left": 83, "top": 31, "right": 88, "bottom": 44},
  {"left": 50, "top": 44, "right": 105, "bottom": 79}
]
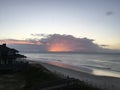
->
[{"left": 0, "top": 0, "right": 120, "bottom": 52}]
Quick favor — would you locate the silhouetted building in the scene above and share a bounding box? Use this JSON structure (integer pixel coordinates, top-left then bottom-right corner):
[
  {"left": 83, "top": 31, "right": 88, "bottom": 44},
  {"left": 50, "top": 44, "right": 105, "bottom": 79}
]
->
[
  {"left": 0, "top": 44, "right": 28, "bottom": 72},
  {"left": 0, "top": 43, "right": 19, "bottom": 58}
]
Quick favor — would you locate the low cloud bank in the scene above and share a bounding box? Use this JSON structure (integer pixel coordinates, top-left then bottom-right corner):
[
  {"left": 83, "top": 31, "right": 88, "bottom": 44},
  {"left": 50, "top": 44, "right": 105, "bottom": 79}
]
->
[{"left": 0, "top": 34, "right": 119, "bottom": 53}]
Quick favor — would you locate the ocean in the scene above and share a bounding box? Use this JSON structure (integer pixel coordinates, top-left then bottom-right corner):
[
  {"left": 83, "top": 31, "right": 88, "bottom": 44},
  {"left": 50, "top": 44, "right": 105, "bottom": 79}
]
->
[{"left": 23, "top": 53, "right": 120, "bottom": 78}]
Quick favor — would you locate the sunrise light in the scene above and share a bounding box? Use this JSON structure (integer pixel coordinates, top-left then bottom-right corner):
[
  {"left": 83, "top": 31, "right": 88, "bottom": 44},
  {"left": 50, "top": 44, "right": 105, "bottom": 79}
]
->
[
  {"left": 48, "top": 43, "right": 71, "bottom": 52},
  {"left": 0, "top": 39, "right": 41, "bottom": 45}
]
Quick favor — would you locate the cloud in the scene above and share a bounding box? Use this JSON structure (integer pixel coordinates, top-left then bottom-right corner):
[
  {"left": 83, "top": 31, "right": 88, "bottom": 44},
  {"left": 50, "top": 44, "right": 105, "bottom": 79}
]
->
[
  {"left": 31, "top": 33, "right": 48, "bottom": 38},
  {"left": 106, "top": 11, "right": 113, "bottom": 16},
  {"left": 100, "top": 44, "right": 109, "bottom": 47},
  {"left": 0, "top": 39, "right": 41, "bottom": 45},
  {"left": 0, "top": 39, "right": 46, "bottom": 52},
  {"left": 8, "top": 44, "right": 47, "bottom": 53},
  {"left": 39, "top": 34, "right": 108, "bottom": 52},
  {"left": 1, "top": 34, "right": 119, "bottom": 53}
]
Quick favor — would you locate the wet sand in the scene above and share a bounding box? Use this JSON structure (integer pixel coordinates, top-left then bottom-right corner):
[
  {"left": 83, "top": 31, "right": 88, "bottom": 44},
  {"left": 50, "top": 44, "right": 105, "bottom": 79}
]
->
[{"left": 39, "top": 62, "right": 120, "bottom": 90}]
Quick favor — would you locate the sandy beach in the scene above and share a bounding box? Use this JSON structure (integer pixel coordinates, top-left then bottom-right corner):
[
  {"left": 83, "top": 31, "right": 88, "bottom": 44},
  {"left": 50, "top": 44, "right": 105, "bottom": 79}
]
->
[{"left": 38, "top": 61, "right": 120, "bottom": 90}]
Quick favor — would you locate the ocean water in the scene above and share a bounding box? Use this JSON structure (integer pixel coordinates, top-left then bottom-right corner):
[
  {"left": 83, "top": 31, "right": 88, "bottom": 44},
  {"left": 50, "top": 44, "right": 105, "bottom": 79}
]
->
[{"left": 23, "top": 53, "right": 120, "bottom": 78}]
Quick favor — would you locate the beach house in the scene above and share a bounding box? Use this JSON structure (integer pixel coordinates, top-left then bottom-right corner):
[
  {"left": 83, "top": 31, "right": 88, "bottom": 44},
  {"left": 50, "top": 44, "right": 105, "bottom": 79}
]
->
[
  {"left": 0, "top": 43, "right": 19, "bottom": 58},
  {"left": 0, "top": 44, "right": 28, "bottom": 72}
]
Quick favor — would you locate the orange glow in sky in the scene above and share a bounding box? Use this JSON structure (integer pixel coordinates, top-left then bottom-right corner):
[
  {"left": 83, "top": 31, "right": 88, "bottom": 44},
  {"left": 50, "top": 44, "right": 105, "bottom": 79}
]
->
[
  {"left": 48, "top": 43, "right": 71, "bottom": 52},
  {"left": 0, "top": 40, "right": 41, "bottom": 45}
]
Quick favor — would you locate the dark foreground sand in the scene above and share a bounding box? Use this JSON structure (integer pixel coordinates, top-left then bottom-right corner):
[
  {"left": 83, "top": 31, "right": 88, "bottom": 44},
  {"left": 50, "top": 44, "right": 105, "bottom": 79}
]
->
[{"left": 39, "top": 62, "right": 120, "bottom": 90}]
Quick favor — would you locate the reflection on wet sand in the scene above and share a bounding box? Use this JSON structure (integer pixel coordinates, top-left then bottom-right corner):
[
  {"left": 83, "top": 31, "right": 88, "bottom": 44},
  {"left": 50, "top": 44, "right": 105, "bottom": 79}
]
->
[
  {"left": 46, "top": 61, "right": 120, "bottom": 78},
  {"left": 47, "top": 61, "right": 92, "bottom": 73},
  {"left": 92, "top": 69, "right": 120, "bottom": 78}
]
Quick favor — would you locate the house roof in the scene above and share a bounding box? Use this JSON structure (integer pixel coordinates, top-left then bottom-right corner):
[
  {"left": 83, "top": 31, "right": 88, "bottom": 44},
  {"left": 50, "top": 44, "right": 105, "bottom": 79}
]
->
[{"left": 0, "top": 44, "right": 19, "bottom": 53}]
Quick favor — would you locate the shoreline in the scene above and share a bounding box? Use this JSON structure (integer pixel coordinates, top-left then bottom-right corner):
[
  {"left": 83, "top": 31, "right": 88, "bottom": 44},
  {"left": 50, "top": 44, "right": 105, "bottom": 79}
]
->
[
  {"left": 27, "top": 59, "right": 120, "bottom": 78},
  {"left": 35, "top": 61, "right": 120, "bottom": 90},
  {"left": 45, "top": 61, "right": 120, "bottom": 78}
]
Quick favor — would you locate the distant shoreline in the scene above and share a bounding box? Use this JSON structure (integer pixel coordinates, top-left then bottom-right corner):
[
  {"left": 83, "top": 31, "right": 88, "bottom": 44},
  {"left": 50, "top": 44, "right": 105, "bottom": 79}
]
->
[{"left": 22, "top": 52, "right": 120, "bottom": 55}]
